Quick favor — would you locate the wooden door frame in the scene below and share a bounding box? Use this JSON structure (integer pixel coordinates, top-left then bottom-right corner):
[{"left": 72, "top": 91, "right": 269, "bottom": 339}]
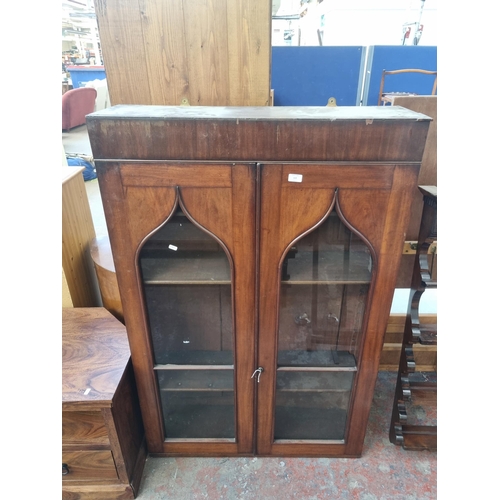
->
[
  {"left": 96, "top": 161, "right": 257, "bottom": 456},
  {"left": 256, "top": 162, "right": 419, "bottom": 457}
]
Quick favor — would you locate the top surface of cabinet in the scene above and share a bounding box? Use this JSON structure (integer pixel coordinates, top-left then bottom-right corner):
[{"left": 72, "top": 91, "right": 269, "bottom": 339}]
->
[
  {"left": 88, "top": 104, "right": 430, "bottom": 121},
  {"left": 62, "top": 307, "right": 131, "bottom": 410},
  {"left": 87, "top": 105, "right": 431, "bottom": 162}
]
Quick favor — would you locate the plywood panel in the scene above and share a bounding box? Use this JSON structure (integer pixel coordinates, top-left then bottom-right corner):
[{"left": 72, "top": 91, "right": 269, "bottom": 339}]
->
[{"left": 94, "top": 0, "right": 271, "bottom": 106}]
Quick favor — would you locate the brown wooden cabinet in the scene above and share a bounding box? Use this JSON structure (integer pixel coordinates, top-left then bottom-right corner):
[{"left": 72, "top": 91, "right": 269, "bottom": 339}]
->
[
  {"left": 87, "top": 105, "right": 431, "bottom": 458},
  {"left": 62, "top": 308, "right": 147, "bottom": 499}
]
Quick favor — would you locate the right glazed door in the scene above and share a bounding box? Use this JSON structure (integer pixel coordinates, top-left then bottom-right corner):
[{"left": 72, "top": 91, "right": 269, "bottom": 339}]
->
[{"left": 256, "top": 162, "right": 418, "bottom": 457}]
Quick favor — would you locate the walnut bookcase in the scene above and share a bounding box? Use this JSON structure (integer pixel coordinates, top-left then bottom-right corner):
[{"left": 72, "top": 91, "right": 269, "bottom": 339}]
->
[{"left": 87, "top": 105, "right": 431, "bottom": 457}]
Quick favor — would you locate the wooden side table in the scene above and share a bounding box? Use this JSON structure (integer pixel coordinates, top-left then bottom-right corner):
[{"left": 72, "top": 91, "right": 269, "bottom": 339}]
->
[{"left": 62, "top": 308, "right": 146, "bottom": 499}]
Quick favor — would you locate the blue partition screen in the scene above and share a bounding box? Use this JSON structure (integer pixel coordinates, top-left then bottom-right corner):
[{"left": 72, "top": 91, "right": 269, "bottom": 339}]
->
[
  {"left": 271, "top": 47, "right": 364, "bottom": 106},
  {"left": 363, "top": 46, "right": 437, "bottom": 105}
]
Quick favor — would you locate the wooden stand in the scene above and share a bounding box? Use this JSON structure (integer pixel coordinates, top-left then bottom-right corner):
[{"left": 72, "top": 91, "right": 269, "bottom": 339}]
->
[
  {"left": 62, "top": 308, "right": 146, "bottom": 499},
  {"left": 389, "top": 186, "right": 437, "bottom": 450}
]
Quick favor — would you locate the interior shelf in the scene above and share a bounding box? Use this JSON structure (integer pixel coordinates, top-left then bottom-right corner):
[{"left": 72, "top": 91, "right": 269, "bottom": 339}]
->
[
  {"left": 141, "top": 251, "right": 231, "bottom": 284},
  {"left": 157, "top": 368, "right": 234, "bottom": 392},
  {"left": 277, "top": 370, "right": 353, "bottom": 392},
  {"left": 277, "top": 350, "right": 357, "bottom": 370},
  {"left": 154, "top": 350, "right": 234, "bottom": 366},
  {"left": 283, "top": 250, "right": 372, "bottom": 284},
  {"left": 155, "top": 368, "right": 354, "bottom": 393},
  {"left": 142, "top": 250, "right": 371, "bottom": 286}
]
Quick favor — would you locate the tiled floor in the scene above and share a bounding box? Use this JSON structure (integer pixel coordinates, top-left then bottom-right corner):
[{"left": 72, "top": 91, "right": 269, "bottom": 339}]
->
[{"left": 62, "top": 126, "right": 437, "bottom": 499}]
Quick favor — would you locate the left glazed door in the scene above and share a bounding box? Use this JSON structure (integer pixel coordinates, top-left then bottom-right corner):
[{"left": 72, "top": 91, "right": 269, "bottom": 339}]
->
[{"left": 97, "top": 162, "right": 257, "bottom": 455}]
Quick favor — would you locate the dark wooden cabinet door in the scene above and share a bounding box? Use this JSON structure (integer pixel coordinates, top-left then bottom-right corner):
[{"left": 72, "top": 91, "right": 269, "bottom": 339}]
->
[
  {"left": 97, "top": 161, "right": 257, "bottom": 456},
  {"left": 256, "top": 162, "right": 418, "bottom": 457}
]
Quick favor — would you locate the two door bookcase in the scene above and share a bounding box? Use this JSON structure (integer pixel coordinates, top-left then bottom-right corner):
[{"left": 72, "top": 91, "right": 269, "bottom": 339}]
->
[{"left": 87, "top": 105, "right": 430, "bottom": 458}]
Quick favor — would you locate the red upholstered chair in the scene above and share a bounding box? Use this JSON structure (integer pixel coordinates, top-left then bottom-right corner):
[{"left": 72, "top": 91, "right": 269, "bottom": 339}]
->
[{"left": 62, "top": 87, "right": 97, "bottom": 132}]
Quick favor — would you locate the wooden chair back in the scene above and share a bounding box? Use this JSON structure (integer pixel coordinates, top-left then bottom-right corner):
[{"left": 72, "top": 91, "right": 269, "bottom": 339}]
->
[{"left": 378, "top": 69, "right": 437, "bottom": 105}]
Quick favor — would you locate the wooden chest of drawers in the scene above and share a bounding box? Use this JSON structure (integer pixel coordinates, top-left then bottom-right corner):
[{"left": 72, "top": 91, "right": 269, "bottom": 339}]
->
[{"left": 62, "top": 308, "right": 147, "bottom": 499}]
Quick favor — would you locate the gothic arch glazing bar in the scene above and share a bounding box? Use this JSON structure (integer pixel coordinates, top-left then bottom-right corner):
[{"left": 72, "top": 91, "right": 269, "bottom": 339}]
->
[
  {"left": 275, "top": 188, "right": 375, "bottom": 442},
  {"left": 137, "top": 186, "right": 236, "bottom": 441}
]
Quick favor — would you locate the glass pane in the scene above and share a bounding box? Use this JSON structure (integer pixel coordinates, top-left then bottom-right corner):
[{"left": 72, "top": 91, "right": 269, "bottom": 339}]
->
[
  {"left": 140, "top": 210, "right": 234, "bottom": 439},
  {"left": 144, "top": 285, "right": 232, "bottom": 365},
  {"left": 275, "top": 371, "right": 354, "bottom": 440},
  {"left": 156, "top": 371, "right": 234, "bottom": 439},
  {"left": 275, "top": 208, "right": 372, "bottom": 441}
]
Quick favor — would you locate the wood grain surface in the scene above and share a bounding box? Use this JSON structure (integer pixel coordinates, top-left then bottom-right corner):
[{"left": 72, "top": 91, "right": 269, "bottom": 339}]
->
[
  {"left": 62, "top": 307, "right": 146, "bottom": 498},
  {"left": 90, "top": 236, "right": 124, "bottom": 323},
  {"left": 62, "top": 167, "right": 100, "bottom": 307},
  {"left": 63, "top": 411, "right": 110, "bottom": 448},
  {"left": 62, "top": 450, "right": 117, "bottom": 481},
  {"left": 94, "top": 0, "right": 271, "bottom": 106},
  {"left": 62, "top": 308, "right": 131, "bottom": 409},
  {"left": 87, "top": 105, "right": 430, "bottom": 163},
  {"left": 391, "top": 96, "right": 437, "bottom": 241}
]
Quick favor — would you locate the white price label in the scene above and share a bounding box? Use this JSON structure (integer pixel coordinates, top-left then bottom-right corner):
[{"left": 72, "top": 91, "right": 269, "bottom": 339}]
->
[
  {"left": 288, "top": 173, "right": 303, "bottom": 183},
  {"left": 168, "top": 245, "right": 178, "bottom": 251}
]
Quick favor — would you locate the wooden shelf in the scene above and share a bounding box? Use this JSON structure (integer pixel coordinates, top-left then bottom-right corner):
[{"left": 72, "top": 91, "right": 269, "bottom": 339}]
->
[
  {"left": 141, "top": 251, "right": 230, "bottom": 284},
  {"left": 154, "top": 350, "right": 234, "bottom": 366},
  {"left": 277, "top": 370, "right": 353, "bottom": 392},
  {"left": 142, "top": 249, "right": 370, "bottom": 286},
  {"left": 283, "top": 250, "right": 372, "bottom": 285},
  {"left": 419, "top": 324, "right": 437, "bottom": 345},
  {"left": 157, "top": 369, "right": 234, "bottom": 392},
  {"left": 155, "top": 367, "right": 354, "bottom": 393},
  {"left": 395, "top": 424, "right": 437, "bottom": 451},
  {"left": 277, "top": 350, "right": 357, "bottom": 370}
]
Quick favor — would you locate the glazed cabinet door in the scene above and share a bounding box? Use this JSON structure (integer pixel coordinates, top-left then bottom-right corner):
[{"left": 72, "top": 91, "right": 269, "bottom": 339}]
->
[
  {"left": 97, "top": 162, "right": 256, "bottom": 455},
  {"left": 256, "top": 163, "right": 418, "bottom": 457}
]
